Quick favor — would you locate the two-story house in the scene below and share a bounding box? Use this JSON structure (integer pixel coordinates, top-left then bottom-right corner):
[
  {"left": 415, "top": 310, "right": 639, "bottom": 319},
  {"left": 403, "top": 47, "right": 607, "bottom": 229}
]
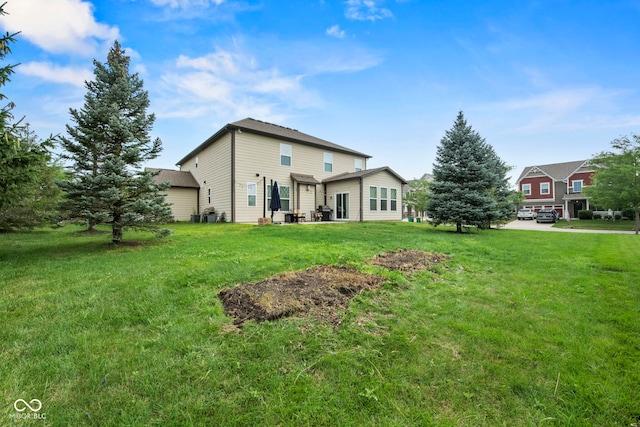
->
[
  {"left": 155, "top": 118, "right": 406, "bottom": 223},
  {"left": 516, "top": 160, "right": 594, "bottom": 219}
]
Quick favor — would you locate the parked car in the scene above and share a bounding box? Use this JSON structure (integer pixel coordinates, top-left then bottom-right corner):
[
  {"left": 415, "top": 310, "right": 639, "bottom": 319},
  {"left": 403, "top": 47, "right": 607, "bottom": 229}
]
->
[
  {"left": 517, "top": 208, "right": 537, "bottom": 220},
  {"left": 536, "top": 209, "right": 559, "bottom": 223}
]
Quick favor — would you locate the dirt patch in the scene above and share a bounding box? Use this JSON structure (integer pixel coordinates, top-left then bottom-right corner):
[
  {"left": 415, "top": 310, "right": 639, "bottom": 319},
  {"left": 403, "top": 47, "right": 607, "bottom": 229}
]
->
[
  {"left": 217, "top": 250, "right": 449, "bottom": 328},
  {"left": 218, "top": 265, "right": 384, "bottom": 328},
  {"left": 367, "top": 249, "right": 450, "bottom": 274}
]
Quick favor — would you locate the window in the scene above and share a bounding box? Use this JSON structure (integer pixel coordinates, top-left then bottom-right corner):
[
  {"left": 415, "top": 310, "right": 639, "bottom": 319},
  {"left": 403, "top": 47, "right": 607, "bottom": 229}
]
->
[
  {"left": 369, "top": 186, "right": 377, "bottom": 211},
  {"left": 207, "top": 188, "right": 211, "bottom": 204},
  {"left": 280, "top": 144, "right": 292, "bottom": 166},
  {"left": 268, "top": 184, "right": 290, "bottom": 211},
  {"left": 390, "top": 188, "right": 397, "bottom": 211},
  {"left": 540, "top": 182, "right": 550, "bottom": 195},
  {"left": 522, "top": 183, "right": 531, "bottom": 196},
  {"left": 572, "top": 180, "right": 583, "bottom": 193},
  {"left": 247, "top": 182, "right": 257, "bottom": 207},
  {"left": 380, "top": 187, "right": 388, "bottom": 211},
  {"left": 324, "top": 153, "right": 333, "bottom": 172},
  {"left": 354, "top": 159, "right": 362, "bottom": 172},
  {"left": 195, "top": 156, "right": 199, "bottom": 168}
]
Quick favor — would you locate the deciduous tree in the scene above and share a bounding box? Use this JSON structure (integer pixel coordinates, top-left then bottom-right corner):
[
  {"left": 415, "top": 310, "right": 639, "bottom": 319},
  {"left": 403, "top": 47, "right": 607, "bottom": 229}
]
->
[{"left": 584, "top": 134, "right": 640, "bottom": 234}]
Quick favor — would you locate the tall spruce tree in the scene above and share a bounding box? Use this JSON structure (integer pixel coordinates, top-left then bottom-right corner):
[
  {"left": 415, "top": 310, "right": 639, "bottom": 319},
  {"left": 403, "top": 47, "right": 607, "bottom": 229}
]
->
[
  {"left": 0, "top": 5, "right": 60, "bottom": 231},
  {"left": 59, "top": 41, "right": 172, "bottom": 243},
  {"left": 426, "top": 111, "right": 511, "bottom": 232}
]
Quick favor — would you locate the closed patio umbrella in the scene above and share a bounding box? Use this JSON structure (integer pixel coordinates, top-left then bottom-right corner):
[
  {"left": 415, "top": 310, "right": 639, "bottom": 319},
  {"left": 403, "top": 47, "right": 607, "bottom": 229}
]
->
[{"left": 270, "top": 181, "right": 281, "bottom": 221}]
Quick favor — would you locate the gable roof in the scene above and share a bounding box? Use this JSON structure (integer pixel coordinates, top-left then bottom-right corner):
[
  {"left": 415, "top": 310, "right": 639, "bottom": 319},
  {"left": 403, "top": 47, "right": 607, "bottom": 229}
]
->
[
  {"left": 176, "top": 118, "right": 371, "bottom": 166},
  {"left": 147, "top": 168, "right": 200, "bottom": 188},
  {"left": 322, "top": 166, "right": 407, "bottom": 185},
  {"left": 516, "top": 160, "right": 590, "bottom": 183}
]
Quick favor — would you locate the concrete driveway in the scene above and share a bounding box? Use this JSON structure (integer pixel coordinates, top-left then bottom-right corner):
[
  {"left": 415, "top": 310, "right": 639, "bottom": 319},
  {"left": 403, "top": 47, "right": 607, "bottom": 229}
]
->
[{"left": 502, "top": 219, "right": 636, "bottom": 234}]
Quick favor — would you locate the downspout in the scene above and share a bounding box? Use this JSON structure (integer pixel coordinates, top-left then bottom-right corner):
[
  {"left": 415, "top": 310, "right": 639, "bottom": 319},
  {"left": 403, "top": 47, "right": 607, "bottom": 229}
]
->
[
  {"left": 231, "top": 129, "right": 236, "bottom": 223},
  {"left": 359, "top": 177, "right": 364, "bottom": 222},
  {"left": 263, "top": 176, "right": 266, "bottom": 218}
]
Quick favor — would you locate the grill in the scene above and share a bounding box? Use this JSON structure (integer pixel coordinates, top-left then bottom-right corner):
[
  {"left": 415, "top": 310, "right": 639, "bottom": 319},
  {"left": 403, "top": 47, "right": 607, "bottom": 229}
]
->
[{"left": 317, "top": 205, "right": 333, "bottom": 221}]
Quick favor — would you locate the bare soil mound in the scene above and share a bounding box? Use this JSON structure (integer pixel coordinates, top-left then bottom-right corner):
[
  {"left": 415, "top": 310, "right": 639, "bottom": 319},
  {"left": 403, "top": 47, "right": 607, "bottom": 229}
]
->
[
  {"left": 366, "top": 249, "right": 450, "bottom": 274},
  {"left": 217, "top": 250, "right": 449, "bottom": 327}
]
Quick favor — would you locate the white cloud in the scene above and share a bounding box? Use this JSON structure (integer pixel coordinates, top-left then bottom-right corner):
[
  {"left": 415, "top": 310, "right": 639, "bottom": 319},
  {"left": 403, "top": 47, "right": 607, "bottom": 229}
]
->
[
  {"left": 345, "top": 0, "right": 393, "bottom": 21},
  {"left": 19, "top": 61, "right": 93, "bottom": 87},
  {"left": 150, "top": 0, "right": 225, "bottom": 8},
  {"left": 326, "top": 25, "right": 346, "bottom": 39},
  {"left": 0, "top": 0, "right": 119, "bottom": 55}
]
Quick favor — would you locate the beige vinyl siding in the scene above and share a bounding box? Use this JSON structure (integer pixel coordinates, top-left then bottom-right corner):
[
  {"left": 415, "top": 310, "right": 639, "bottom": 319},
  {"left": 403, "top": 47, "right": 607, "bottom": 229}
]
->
[
  {"left": 233, "top": 132, "right": 368, "bottom": 223},
  {"left": 326, "top": 179, "right": 361, "bottom": 221},
  {"left": 180, "top": 134, "right": 232, "bottom": 218},
  {"left": 164, "top": 187, "right": 198, "bottom": 221},
  {"left": 362, "top": 172, "right": 403, "bottom": 221}
]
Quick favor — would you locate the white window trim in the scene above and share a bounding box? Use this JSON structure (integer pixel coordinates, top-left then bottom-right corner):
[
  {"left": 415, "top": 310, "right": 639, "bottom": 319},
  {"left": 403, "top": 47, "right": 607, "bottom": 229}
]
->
[
  {"left": 540, "top": 182, "right": 550, "bottom": 195},
  {"left": 380, "top": 187, "right": 388, "bottom": 211},
  {"left": 522, "top": 183, "right": 531, "bottom": 196},
  {"left": 572, "top": 179, "right": 583, "bottom": 193},
  {"left": 247, "top": 182, "right": 257, "bottom": 207},
  {"left": 324, "top": 153, "right": 333, "bottom": 172},
  {"left": 354, "top": 158, "right": 362, "bottom": 172},
  {"left": 390, "top": 188, "right": 398, "bottom": 211},
  {"left": 369, "top": 186, "right": 378, "bottom": 211},
  {"left": 280, "top": 144, "right": 292, "bottom": 167}
]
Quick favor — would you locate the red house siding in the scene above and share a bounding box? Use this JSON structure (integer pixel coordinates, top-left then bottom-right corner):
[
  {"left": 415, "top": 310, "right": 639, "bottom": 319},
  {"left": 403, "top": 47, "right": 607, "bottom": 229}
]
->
[
  {"left": 569, "top": 172, "right": 593, "bottom": 190},
  {"left": 521, "top": 176, "right": 554, "bottom": 200}
]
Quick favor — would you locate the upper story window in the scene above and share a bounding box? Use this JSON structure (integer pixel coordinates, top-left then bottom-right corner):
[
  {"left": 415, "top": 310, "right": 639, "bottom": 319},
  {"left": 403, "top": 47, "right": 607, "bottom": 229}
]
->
[
  {"left": 540, "top": 182, "right": 550, "bottom": 195},
  {"left": 195, "top": 156, "right": 199, "bottom": 168},
  {"left": 324, "top": 153, "right": 333, "bottom": 172},
  {"left": 354, "top": 159, "right": 363, "bottom": 172},
  {"left": 280, "top": 144, "right": 292, "bottom": 166},
  {"left": 572, "top": 180, "right": 583, "bottom": 193},
  {"left": 522, "top": 183, "right": 531, "bottom": 196}
]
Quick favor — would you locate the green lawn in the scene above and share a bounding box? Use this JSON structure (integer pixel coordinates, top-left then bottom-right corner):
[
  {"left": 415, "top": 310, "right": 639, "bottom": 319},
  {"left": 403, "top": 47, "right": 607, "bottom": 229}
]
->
[
  {"left": 1, "top": 223, "right": 638, "bottom": 426},
  {"left": 553, "top": 218, "right": 638, "bottom": 232}
]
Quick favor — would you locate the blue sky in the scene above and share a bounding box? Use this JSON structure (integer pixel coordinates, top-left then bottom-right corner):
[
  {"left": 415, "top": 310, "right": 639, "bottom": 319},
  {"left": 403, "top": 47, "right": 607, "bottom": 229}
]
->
[{"left": 2, "top": 0, "right": 640, "bottom": 184}]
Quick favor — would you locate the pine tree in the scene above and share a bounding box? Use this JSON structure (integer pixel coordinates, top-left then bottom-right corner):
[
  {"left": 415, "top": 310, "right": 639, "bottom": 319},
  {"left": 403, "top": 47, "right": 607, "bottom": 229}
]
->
[
  {"left": 426, "top": 111, "right": 511, "bottom": 232},
  {"left": 58, "top": 41, "right": 172, "bottom": 243},
  {"left": 0, "top": 5, "right": 60, "bottom": 231}
]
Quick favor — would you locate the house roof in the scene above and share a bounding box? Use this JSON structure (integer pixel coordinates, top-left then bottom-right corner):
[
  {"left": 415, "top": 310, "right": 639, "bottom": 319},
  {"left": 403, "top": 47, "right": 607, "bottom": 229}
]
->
[
  {"left": 147, "top": 168, "right": 200, "bottom": 188},
  {"left": 290, "top": 173, "right": 321, "bottom": 185},
  {"left": 322, "top": 166, "right": 407, "bottom": 185},
  {"left": 176, "top": 118, "right": 371, "bottom": 166},
  {"left": 516, "top": 160, "right": 590, "bottom": 183}
]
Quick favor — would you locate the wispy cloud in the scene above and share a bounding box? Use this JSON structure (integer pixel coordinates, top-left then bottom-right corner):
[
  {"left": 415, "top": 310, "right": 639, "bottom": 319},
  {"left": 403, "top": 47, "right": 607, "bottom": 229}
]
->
[
  {"left": 345, "top": 0, "right": 393, "bottom": 21},
  {"left": 149, "top": 0, "right": 225, "bottom": 8},
  {"left": 0, "top": 0, "right": 119, "bottom": 56},
  {"left": 19, "top": 62, "right": 93, "bottom": 87},
  {"left": 492, "top": 87, "right": 640, "bottom": 132},
  {"left": 326, "top": 25, "right": 346, "bottom": 39}
]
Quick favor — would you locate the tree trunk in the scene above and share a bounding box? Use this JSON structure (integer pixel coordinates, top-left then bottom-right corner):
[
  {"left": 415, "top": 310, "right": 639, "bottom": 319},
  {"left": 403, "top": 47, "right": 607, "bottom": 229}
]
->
[
  {"left": 112, "top": 213, "right": 122, "bottom": 243},
  {"left": 456, "top": 222, "right": 462, "bottom": 233},
  {"left": 635, "top": 205, "right": 639, "bottom": 235}
]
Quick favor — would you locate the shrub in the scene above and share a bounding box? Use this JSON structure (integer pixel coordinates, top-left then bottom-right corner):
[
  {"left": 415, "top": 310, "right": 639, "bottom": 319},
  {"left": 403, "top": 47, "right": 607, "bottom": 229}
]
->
[
  {"left": 578, "top": 210, "right": 593, "bottom": 220},
  {"left": 621, "top": 207, "right": 635, "bottom": 220},
  {"left": 614, "top": 214, "right": 622, "bottom": 221},
  {"left": 593, "top": 213, "right": 602, "bottom": 219}
]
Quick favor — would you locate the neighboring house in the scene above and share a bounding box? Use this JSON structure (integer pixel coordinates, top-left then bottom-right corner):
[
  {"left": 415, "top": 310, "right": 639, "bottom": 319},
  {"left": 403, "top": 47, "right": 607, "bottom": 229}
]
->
[
  {"left": 147, "top": 168, "right": 200, "bottom": 221},
  {"left": 516, "top": 160, "right": 594, "bottom": 219},
  {"left": 156, "top": 118, "right": 407, "bottom": 223},
  {"left": 403, "top": 173, "right": 434, "bottom": 218}
]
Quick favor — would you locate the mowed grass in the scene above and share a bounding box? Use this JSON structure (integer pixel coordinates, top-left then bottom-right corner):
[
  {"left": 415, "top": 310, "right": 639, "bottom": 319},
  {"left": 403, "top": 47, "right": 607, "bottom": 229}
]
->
[
  {"left": 1, "top": 222, "right": 638, "bottom": 426},
  {"left": 554, "top": 218, "right": 638, "bottom": 232}
]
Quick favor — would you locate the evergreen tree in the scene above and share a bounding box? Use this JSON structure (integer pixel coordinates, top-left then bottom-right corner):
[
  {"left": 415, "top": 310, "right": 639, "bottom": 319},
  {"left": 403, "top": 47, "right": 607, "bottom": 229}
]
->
[
  {"left": 0, "top": 5, "right": 60, "bottom": 231},
  {"left": 426, "top": 111, "right": 511, "bottom": 232},
  {"left": 58, "top": 41, "right": 172, "bottom": 243}
]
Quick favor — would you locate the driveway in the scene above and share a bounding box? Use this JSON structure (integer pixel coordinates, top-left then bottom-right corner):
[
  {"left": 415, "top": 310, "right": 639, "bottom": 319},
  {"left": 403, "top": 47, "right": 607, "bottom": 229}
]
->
[{"left": 502, "top": 219, "right": 636, "bottom": 234}]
